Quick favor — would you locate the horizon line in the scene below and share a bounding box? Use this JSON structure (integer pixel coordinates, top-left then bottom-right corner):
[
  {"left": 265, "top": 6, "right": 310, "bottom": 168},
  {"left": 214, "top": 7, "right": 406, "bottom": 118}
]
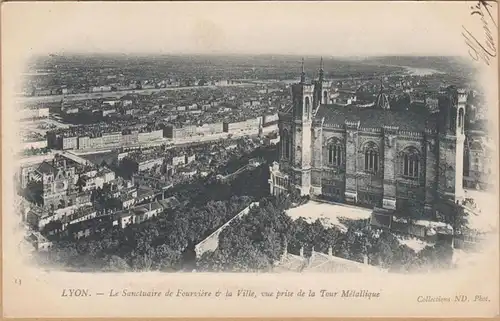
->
[{"left": 40, "top": 52, "right": 467, "bottom": 59}]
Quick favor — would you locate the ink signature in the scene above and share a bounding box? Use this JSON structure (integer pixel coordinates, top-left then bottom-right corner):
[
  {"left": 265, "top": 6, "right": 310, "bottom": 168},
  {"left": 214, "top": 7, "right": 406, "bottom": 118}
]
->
[{"left": 462, "top": 0, "right": 497, "bottom": 66}]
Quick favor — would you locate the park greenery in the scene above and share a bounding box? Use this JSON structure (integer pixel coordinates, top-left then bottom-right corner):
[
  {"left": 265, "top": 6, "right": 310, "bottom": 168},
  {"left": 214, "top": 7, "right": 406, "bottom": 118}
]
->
[
  {"left": 197, "top": 195, "right": 454, "bottom": 273},
  {"left": 34, "top": 162, "right": 270, "bottom": 271},
  {"left": 35, "top": 151, "right": 455, "bottom": 273}
]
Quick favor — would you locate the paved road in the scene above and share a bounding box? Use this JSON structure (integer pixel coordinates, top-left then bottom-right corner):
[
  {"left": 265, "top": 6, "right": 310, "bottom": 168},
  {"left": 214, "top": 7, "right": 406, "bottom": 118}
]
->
[{"left": 18, "top": 83, "right": 256, "bottom": 104}]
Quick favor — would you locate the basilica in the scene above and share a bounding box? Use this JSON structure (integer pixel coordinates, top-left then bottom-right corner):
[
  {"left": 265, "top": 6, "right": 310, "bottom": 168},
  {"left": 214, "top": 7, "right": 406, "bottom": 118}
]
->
[{"left": 269, "top": 59, "right": 467, "bottom": 221}]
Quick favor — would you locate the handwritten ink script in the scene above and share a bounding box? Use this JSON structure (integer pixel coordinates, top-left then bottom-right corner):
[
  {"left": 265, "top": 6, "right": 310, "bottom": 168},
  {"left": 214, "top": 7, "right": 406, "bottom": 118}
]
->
[{"left": 462, "top": 0, "right": 497, "bottom": 66}]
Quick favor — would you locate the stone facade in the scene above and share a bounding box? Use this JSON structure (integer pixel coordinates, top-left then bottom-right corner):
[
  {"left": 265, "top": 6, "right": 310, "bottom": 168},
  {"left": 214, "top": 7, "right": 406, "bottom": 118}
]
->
[{"left": 269, "top": 64, "right": 466, "bottom": 219}]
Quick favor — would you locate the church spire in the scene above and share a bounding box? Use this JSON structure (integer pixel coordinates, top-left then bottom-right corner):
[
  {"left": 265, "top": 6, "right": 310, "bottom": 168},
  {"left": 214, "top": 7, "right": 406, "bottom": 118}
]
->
[
  {"left": 300, "top": 58, "right": 306, "bottom": 84},
  {"left": 319, "top": 57, "right": 324, "bottom": 82},
  {"left": 375, "top": 78, "right": 390, "bottom": 110}
]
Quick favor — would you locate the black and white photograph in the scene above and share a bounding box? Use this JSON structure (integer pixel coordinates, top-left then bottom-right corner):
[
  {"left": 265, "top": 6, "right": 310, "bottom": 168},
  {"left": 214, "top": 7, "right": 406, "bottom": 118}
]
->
[{"left": 2, "top": 1, "right": 498, "bottom": 318}]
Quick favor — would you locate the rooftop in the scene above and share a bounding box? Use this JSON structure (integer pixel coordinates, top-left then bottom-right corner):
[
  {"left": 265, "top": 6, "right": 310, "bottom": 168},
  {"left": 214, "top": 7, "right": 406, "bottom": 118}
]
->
[
  {"left": 314, "top": 104, "right": 437, "bottom": 132},
  {"left": 133, "top": 201, "right": 163, "bottom": 214},
  {"left": 158, "top": 196, "right": 180, "bottom": 209}
]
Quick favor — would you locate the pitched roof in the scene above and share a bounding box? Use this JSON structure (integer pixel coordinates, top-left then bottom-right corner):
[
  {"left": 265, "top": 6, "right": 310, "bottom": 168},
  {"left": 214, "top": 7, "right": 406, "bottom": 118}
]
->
[{"left": 314, "top": 104, "right": 438, "bottom": 132}]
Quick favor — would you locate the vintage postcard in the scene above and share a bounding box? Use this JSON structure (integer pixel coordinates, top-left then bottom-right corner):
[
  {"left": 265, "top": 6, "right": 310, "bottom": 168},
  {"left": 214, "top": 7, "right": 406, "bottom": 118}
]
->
[{"left": 1, "top": 1, "right": 499, "bottom": 318}]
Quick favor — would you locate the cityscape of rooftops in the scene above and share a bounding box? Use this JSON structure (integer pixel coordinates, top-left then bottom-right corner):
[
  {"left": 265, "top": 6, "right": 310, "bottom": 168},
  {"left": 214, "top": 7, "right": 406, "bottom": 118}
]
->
[{"left": 14, "top": 53, "right": 494, "bottom": 274}]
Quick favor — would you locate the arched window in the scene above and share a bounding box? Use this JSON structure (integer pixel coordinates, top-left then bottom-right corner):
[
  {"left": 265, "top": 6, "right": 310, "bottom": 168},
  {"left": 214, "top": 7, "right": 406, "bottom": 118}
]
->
[
  {"left": 304, "top": 96, "right": 310, "bottom": 118},
  {"left": 401, "top": 147, "right": 420, "bottom": 178},
  {"left": 364, "top": 143, "right": 379, "bottom": 173},
  {"left": 328, "top": 143, "right": 343, "bottom": 166},
  {"left": 323, "top": 90, "right": 328, "bottom": 104}
]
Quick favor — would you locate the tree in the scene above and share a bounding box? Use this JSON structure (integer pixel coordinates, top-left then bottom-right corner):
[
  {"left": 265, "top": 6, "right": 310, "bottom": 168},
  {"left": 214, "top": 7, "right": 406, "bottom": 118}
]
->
[
  {"left": 103, "top": 255, "right": 130, "bottom": 272},
  {"left": 153, "top": 244, "right": 181, "bottom": 271},
  {"left": 417, "top": 240, "right": 453, "bottom": 271},
  {"left": 130, "top": 251, "right": 154, "bottom": 271}
]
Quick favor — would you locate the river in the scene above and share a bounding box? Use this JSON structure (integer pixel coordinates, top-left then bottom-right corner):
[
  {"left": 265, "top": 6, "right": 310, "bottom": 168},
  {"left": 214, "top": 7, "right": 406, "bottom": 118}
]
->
[{"left": 400, "top": 66, "right": 444, "bottom": 76}]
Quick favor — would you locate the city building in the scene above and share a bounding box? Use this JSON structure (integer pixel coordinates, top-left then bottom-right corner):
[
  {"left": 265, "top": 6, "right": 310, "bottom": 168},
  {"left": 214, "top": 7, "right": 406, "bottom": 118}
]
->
[
  {"left": 269, "top": 59, "right": 467, "bottom": 224},
  {"left": 223, "top": 117, "right": 262, "bottom": 134},
  {"left": 120, "top": 152, "right": 165, "bottom": 174},
  {"left": 30, "top": 155, "right": 78, "bottom": 208}
]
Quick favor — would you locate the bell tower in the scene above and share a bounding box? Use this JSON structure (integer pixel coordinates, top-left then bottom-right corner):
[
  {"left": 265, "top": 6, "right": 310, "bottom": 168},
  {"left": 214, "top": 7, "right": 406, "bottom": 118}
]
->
[
  {"left": 437, "top": 86, "right": 466, "bottom": 201},
  {"left": 313, "top": 57, "right": 328, "bottom": 111},
  {"left": 291, "top": 58, "right": 314, "bottom": 195}
]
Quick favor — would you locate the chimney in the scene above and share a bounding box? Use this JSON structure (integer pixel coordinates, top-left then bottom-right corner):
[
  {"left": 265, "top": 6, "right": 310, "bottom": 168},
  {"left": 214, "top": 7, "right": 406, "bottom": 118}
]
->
[
  {"left": 328, "top": 247, "right": 333, "bottom": 257},
  {"left": 299, "top": 246, "right": 304, "bottom": 258}
]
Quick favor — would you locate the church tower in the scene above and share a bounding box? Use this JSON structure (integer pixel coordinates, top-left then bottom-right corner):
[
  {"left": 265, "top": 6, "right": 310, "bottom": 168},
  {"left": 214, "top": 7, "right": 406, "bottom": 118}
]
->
[
  {"left": 437, "top": 86, "right": 466, "bottom": 202},
  {"left": 375, "top": 79, "right": 390, "bottom": 109},
  {"left": 313, "top": 57, "right": 330, "bottom": 111},
  {"left": 291, "top": 58, "right": 314, "bottom": 195}
]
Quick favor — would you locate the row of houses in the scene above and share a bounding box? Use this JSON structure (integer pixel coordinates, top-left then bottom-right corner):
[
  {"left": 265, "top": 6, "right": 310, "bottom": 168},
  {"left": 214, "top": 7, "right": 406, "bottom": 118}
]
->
[
  {"left": 47, "top": 129, "right": 164, "bottom": 151},
  {"left": 28, "top": 193, "right": 180, "bottom": 245},
  {"left": 119, "top": 150, "right": 196, "bottom": 176},
  {"left": 72, "top": 195, "right": 180, "bottom": 240},
  {"left": 25, "top": 78, "right": 236, "bottom": 98},
  {"left": 164, "top": 113, "right": 277, "bottom": 139}
]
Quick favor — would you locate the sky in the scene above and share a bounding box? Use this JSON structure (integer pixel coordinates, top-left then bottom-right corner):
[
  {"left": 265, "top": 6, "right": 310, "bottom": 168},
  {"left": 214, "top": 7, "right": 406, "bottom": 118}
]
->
[{"left": 1, "top": 1, "right": 492, "bottom": 58}]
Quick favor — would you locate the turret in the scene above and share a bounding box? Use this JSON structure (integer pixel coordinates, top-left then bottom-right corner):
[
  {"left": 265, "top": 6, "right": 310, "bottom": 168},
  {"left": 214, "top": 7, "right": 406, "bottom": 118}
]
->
[
  {"left": 375, "top": 79, "right": 390, "bottom": 110},
  {"left": 319, "top": 57, "right": 324, "bottom": 83},
  {"left": 437, "top": 86, "right": 467, "bottom": 201},
  {"left": 292, "top": 58, "right": 314, "bottom": 122},
  {"left": 313, "top": 57, "right": 330, "bottom": 110},
  {"left": 290, "top": 59, "right": 313, "bottom": 196}
]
